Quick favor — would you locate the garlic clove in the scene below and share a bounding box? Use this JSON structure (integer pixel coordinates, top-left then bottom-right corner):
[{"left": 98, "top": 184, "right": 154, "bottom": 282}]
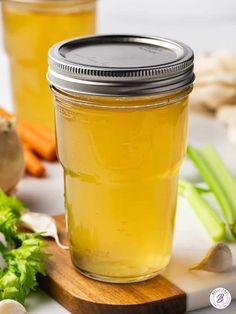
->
[
  {"left": 20, "top": 211, "right": 69, "bottom": 250},
  {"left": 189, "top": 243, "right": 233, "bottom": 273},
  {"left": 0, "top": 300, "right": 27, "bottom": 314}
]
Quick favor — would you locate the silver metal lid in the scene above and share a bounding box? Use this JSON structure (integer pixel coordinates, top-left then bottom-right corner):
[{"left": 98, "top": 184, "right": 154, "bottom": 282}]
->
[{"left": 48, "top": 34, "right": 194, "bottom": 96}]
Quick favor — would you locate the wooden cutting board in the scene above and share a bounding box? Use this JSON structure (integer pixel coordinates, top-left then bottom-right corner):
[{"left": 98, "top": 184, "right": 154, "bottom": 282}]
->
[{"left": 38, "top": 215, "right": 186, "bottom": 314}]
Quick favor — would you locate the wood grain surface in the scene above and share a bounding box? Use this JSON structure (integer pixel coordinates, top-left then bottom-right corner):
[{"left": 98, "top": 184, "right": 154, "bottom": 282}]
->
[{"left": 38, "top": 215, "right": 186, "bottom": 314}]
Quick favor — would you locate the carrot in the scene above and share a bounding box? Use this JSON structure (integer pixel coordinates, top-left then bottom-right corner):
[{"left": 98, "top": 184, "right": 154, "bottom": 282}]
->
[
  {"left": 0, "top": 107, "right": 54, "bottom": 142},
  {"left": 23, "top": 122, "right": 55, "bottom": 144},
  {"left": 0, "top": 106, "right": 57, "bottom": 161},
  {"left": 0, "top": 106, "right": 56, "bottom": 177},
  {"left": 17, "top": 124, "right": 57, "bottom": 161},
  {"left": 23, "top": 145, "right": 46, "bottom": 177},
  {"left": 0, "top": 107, "right": 13, "bottom": 119}
]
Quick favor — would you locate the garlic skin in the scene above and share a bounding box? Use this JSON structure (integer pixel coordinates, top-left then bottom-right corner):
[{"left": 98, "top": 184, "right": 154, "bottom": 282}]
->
[
  {"left": 0, "top": 117, "right": 24, "bottom": 193},
  {"left": 0, "top": 300, "right": 27, "bottom": 314},
  {"left": 189, "top": 243, "right": 233, "bottom": 273},
  {"left": 20, "top": 211, "right": 69, "bottom": 250}
]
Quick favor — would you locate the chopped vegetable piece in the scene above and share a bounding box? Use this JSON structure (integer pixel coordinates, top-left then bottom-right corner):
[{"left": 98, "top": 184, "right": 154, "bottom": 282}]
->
[
  {"left": 179, "top": 180, "right": 227, "bottom": 241},
  {"left": 0, "top": 107, "right": 57, "bottom": 178},
  {"left": 23, "top": 145, "right": 45, "bottom": 177},
  {"left": 201, "top": 144, "right": 236, "bottom": 222},
  {"left": 17, "top": 124, "right": 56, "bottom": 161},
  {"left": 194, "top": 185, "right": 211, "bottom": 193},
  {"left": 20, "top": 212, "right": 68, "bottom": 250},
  {"left": 0, "top": 190, "right": 49, "bottom": 304},
  {"left": 187, "top": 145, "right": 236, "bottom": 237},
  {"left": 0, "top": 116, "right": 24, "bottom": 193}
]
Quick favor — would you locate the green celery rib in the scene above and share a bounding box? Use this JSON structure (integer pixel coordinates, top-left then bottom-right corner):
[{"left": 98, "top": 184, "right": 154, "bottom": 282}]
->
[
  {"left": 187, "top": 145, "right": 235, "bottom": 230},
  {"left": 200, "top": 145, "right": 236, "bottom": 223},
  {"left": 179, "top": 180, "right": 226, "bottom": 241},
  {"left": 194, "top": 185, "right": 211, "bottom": 194}
]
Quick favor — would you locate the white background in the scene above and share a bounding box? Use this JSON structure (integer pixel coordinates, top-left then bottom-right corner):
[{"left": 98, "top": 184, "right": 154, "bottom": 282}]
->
[
  {"left": 0, "top": 1, "right": 236, "bottom": 313},
  {"left": 1, "top": 0, "right": 236, "bottom": 109}
]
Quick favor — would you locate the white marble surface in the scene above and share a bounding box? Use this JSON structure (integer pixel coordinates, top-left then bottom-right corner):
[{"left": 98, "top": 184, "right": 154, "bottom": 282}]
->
[{"left": 1, "top": 0, "right": 236, "bottom": 313}]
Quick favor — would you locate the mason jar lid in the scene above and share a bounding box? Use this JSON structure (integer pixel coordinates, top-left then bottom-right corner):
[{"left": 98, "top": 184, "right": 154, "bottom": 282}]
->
[{"left": 48, "top": 34, "right": 194, "bottom": 97}]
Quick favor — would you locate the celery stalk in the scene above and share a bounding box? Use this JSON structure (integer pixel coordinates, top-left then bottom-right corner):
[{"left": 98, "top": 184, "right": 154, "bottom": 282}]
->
[
  {"left": 200, "top": 145, "right": 236, "bottom": 221},
  {"left": 187, "top": 145, "right": 236, "bottom": 234},
  {"left": 179, "top": 180, "right": 227, "bottom": 241},
  {"left": 194, "top": 185, "right": 211, "bottom": 193}
]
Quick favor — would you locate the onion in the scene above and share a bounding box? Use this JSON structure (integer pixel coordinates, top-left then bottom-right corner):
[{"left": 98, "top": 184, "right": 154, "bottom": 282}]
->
[
  {"left": 0, "top": 300, "right": 27, "bottom": 314},
  {"left": 0, "top": 116, "right": 24, "bottom": 193}
]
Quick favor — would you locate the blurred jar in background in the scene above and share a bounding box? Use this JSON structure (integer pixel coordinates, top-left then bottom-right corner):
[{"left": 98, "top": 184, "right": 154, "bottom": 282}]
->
[{"left": 1, "top": 0, "right": 96, "bottom": 128}]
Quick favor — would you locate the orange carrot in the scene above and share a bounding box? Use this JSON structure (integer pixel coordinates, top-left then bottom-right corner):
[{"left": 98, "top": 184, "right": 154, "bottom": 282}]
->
[
  {"left": 23, "top": 145, "right": 46, "bottom": 177},
  {"left": 0, "top": 107, "right": 55, "bottom": 142},
  {"left": 0, "top": 108, "right": 54, "bottom": 140},
  {"left": 0, "top": 107, "right": 56, "bottom": 177},
  {"left": 17, "top": 124, "right": 57, "bottom": 161},
  {"left": 0, "top": 106, "right": 57, "bottom": 161},
  {"left": 23, "top": 122, "right": 55, "bottom": 144},
  {"left": 0, "top": 107, "right": 13, "bottom": 119}
]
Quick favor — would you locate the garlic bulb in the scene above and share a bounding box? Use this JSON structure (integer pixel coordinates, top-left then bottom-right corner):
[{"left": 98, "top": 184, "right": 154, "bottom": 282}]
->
[
  {"left": 0, "top": 300, "right": 27, "bottom": 314},
  {"left": 0, "top": 116, "right": 24, "bottom": 193},
  {"left": 189, "top": 243, "right": 233, "bottom": 273}
]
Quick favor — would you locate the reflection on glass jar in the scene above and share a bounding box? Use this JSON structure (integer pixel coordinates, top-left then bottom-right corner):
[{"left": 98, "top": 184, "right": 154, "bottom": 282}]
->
[
  {"left": 1, "top": 0, "right": 96, "bottom": 128},
  {"left": 48, "top": 35, "right": 195, "bottom": 283}
]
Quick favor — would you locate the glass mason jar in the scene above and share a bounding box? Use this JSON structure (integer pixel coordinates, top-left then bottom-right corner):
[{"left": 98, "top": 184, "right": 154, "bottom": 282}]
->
[
  {"left": 1, "top": 0, "right": 96, "bottom": 128},
  {"left": 48, "top": 35, "right": 195, "bottom": 283}
]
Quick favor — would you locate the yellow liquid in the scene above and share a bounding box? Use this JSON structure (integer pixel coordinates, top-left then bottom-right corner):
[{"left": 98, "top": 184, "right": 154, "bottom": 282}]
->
[
  {"left": 2, "top": 0, "right": 96, "bottom": 128},
  {"left": 54, "top": 92, "right": 189, "bottom": 282}
]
